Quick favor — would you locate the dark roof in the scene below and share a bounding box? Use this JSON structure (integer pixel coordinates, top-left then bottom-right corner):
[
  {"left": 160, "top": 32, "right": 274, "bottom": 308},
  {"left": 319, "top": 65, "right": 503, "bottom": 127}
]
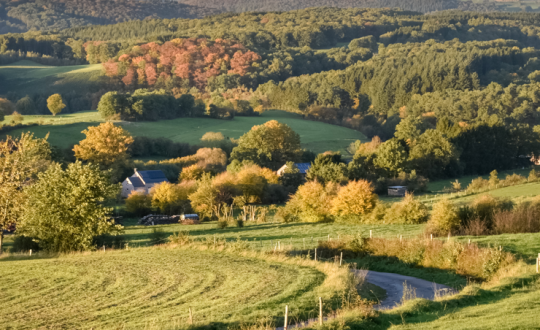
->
[
  {"left": 128, "top": 176, "right": 145, "bottom": 188},
  {"left": 295, "top": 163, "right": 311, "bottom": 174},
  {"left": 138, "top": 170, "right": 169, "bottom": 184}
]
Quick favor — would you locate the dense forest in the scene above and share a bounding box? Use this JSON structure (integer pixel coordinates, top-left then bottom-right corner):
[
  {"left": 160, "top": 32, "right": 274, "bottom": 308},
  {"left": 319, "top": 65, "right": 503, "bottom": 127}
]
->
[
  {"left": 3, "top": 7, "right": 540, "bottom": 176},
  {"left": 0, "top": 0, "right": 531, "bottom": 35}
]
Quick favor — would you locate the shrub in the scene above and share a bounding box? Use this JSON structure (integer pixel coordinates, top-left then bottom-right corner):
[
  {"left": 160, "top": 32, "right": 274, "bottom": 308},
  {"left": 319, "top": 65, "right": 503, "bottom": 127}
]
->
[
  {"left": 383, "top": 192, "right": 429, "bottom": 224},
  {"left": 492, "top": 202, "right": 540, "bottom": 234},
  {"left": 217, "top": 220, "right": 228, "bottom": 229},
  {"left": 168, "top": 231, "right": 191, "bottom": 245},
  {"left": 125, "top": 191, "right": 152, "bottom": 217},
  {"left": 489, "top": 170, "right": 499, "bottom": 187},
  {"left": 471, "top": 194, "right": 513, "bottom": 227},
  {"left": 529, "top": 169, "right": 539, "bottom": 182},
  {"left": 331, "top": 180, "right": 378, "bottom": 220},
  {"left": 467, "top": 177, "right": 489, "bottom": 192},
  {"left": 451, "top": 179, "right": 462, "bottom": 192},
  {"left": 501, "top": 173, "right": 527, "bottom": 186},
  {"left": 234, "top": 218, "right": 244, "bottom": 228},
  {"left": 427, "top": 199, "right": 460, "bottom": 235}
]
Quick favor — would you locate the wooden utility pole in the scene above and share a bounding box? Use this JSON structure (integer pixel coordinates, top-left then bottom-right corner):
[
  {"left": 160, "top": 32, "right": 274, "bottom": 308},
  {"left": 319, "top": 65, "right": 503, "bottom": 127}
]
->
[
  {"left": 319, "top": 297, "right": 323, "bottom": 325},
  {"left": 284, "top": 305, "right": 288, "bottom": 330}
]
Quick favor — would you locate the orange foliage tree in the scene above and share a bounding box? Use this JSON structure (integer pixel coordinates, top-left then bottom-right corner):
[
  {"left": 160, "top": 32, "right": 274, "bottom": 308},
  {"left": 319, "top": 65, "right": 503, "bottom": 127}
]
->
[
  {"left": 104, "top": 38, "right": 261, "bottom": 89},
  {"left": 73, "top": 122, "right": 134, "bottom": 165}
]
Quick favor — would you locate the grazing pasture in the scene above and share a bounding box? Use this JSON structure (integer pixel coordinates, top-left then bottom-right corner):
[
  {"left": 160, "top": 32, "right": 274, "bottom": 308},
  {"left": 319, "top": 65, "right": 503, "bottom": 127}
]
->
[
  {"left": 2, "top": 110, "right": 367, "bottom": 155},
  {"left": 0, "top": 248, "right": 327, "bottom": 329}
]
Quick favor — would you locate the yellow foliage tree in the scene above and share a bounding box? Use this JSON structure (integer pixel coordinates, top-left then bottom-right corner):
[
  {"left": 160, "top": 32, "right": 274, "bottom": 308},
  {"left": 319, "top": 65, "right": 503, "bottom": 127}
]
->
[
  {"left": 73, "top": 122, "right": 134, "bottom": 165},
  {"left": 47, "top": 94, "right": 66, "bottom": 116},
  {"left": 180, "top": 164, "right": 204, "bottom": 181},
  {"left": 286, "top": 181, "right": 336, "bottom": 222},
  {"left": 151, "top": 182, "right": 194, "bottom": 215},
  {"left": 125, "top": 191, "right": 152, "bottom": 216},
  {"left": 331, "top": 180, "right": 378, "bottom": 218}
]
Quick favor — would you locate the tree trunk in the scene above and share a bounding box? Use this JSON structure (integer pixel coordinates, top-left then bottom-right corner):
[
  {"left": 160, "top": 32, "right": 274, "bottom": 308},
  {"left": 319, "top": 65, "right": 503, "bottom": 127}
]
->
[{"left": 0, "top": 232, "right": 3, "bottom": 255}]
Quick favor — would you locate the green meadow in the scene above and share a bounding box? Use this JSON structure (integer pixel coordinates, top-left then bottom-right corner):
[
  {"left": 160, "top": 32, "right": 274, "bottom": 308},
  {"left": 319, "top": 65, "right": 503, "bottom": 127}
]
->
[
  {"left": 2, "top": 110, "right": 367, "bottom": 155},
  {"left": 0, "top": 60, "right": 105, "bottom": 95}
]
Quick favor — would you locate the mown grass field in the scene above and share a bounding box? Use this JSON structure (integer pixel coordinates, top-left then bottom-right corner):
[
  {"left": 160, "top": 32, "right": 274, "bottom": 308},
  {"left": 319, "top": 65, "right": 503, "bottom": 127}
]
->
[
  {"left": 0, "top": 60, "right": 105, "bottom": 95},
  {"left": 2, "top": 110, "right": 367, "bottom": 155},
  {"left": 0, "top": 248, "right": 328, "bottom": 330}
]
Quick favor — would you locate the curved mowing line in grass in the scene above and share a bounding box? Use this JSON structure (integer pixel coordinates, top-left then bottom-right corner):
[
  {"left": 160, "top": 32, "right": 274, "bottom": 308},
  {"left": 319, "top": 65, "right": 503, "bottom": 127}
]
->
[{"left": 0, "top": 248, "right": 326, "bottom": 329}]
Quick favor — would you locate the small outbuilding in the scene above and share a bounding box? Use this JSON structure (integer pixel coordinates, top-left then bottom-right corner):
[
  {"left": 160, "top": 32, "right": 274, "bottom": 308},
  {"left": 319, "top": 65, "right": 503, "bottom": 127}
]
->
[
  {"left": 388, "top": 186, "right": 407, "bottom": 197},
  {"left": 277, "top": 163, "right": 311, "bottom": 176},
  {"left": 121, "top": 168, "right": 169, "bottom": 197}
]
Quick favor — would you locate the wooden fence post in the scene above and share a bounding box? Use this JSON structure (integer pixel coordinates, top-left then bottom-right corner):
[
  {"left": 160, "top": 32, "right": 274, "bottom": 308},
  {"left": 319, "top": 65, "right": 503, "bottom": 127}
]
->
[
  {"left": 370, "top": 230, "right": 372, "bottom": 238},
  {"left": 284, "top": 305, "right": 288, "bottom": 330},
  {"left": 29, "top": 249, "right": 32, "bottom": 256},
  {"left": 319, "top": 297, "right": 323, "bottom": 325},
  {"left": 447, "top": 233, "right": 450, "bottom": 242},
  {"left": 430, "top": 234, "right": 433, "bottom": 241},
  {"left": 340, "top": 252, "right": 343, "bottom": 266},
  {"left": 189, "top": 308, "right": 193, "bottom": 325},
  {"left": 315, "top": 248, "right": 317, "bottom": 261}
]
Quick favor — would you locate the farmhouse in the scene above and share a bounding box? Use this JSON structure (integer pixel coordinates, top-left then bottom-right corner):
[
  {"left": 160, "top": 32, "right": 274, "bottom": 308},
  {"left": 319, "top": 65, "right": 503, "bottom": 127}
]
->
[
  {"left": 121, "top": 169, "right": 169, "bottom": 197},
  {"left": 277, "top": 163, "right": 311, "bottom": 176}
]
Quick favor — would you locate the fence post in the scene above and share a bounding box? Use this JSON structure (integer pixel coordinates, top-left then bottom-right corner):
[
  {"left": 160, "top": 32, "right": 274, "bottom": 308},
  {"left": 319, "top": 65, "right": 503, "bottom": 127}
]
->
[
  {"left": 447, "top": 233, "right": 450, "bottom": 242},
  {"left": 103, "top": 245, "right": 105, "bottom": 252},
  {"left": 29, "top": 249, "right": 32, "bottom": 256},
  {"left": 430, "top": 234, "right": 433, "bottom": 241},
  {"left": 340, "top": 252, "right": 343, "bottom": 266},
  {"left": 319, "top": 297, "right": 323, "bottom": 325},
  {"left": 284, "top": 305, "right": 288, "bottom": 330},
  {"left": 315, "top": 248, "right": 317, "bottom": 261},
  {"left": 189, "top": 308, "right": 193, "bottom": 325},
  {"left": 468, "top": 239, "right": 471, "bottom": 245}
]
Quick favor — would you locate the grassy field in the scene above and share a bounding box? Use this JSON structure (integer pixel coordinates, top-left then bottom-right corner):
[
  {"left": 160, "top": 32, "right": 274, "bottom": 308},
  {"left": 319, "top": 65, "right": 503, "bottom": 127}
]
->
[
  {"left": 0, "top": 247, "right": 329, "bottom": 329},
  {"left": 0, "top": 60, "right": 105, "bottom": 95},
  {"left": 117, "top": 221, "right": 424, "bottom": 250},
  {"left": 2, "top": 110, "right": 367, "bottom": 155}
]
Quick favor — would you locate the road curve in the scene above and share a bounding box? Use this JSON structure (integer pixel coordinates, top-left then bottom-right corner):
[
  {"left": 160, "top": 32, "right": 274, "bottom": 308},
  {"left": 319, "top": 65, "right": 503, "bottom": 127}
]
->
[
  {"left": 356, "top": 270, "right": 458, "bottom": 310},
  {"left": 276, "top": 270, "right": 457, "bottom": 330}
]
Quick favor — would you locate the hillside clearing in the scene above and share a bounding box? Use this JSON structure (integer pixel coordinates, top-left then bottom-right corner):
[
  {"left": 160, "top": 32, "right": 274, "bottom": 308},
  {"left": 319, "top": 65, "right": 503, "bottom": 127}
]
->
[
  {"left": 2, "top": 110, "right": 367, "bottom": 155},
  {"left": 0, "top": 60, "right": 105, "bottom": 95}
]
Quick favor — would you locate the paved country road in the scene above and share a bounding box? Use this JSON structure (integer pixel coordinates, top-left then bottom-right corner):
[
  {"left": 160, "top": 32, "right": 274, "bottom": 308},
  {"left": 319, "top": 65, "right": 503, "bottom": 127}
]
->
[
  {"left": 356, "top": 270, "right": 458, "bottom": 310},
  {"left": 278, "top": 270, "right": 457, "bottom": 330}
]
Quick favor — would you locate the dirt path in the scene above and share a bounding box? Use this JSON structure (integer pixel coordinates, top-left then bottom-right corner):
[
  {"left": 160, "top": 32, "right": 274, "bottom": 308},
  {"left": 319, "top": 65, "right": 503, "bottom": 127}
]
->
[
  {"left": 356, "top": 270, "right": 457, "bottom": 310},
  {"left": 277, "top": 270, "right": 457, "bottom": 329}
]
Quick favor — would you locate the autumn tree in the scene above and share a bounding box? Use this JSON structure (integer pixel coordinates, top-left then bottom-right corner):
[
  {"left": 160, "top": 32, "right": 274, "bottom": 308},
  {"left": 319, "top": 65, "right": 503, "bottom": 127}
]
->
[
  {"left": 331, "top": 180, "right": 378, "bottom": 220},
  {"left": 150, "top": 181, "right": 194, "bottom": 215},
  {"left": 73, "top": 122, "right": 134, "bottom": 165},
  {"left": 47, "top": 94, "right": 66, "bottom": 116},
  {"left": 230, "top": 120, "right": 302, "bottom": 170},
  {"left": 284, "top": 181, "right": 338, "bottom": 223},
  {"left": 15, "top": 96, "right": 36, "bottom": 114},
  {"left": 19, "top": 162, "right": 121, "bottom": 252},
  {"left": 427, "top": 198, "right": 461, "bottom": 235},
  {"left": 0, "top": 98, "right": 14, "bottom": 119},
  {"left": 0, "top": 133, "right": 51, "bottom": 253}
]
